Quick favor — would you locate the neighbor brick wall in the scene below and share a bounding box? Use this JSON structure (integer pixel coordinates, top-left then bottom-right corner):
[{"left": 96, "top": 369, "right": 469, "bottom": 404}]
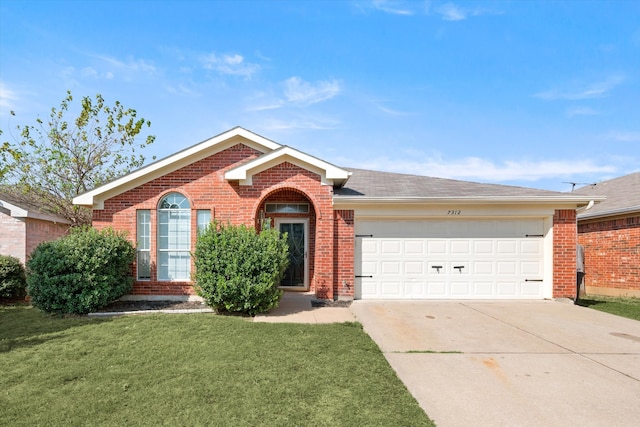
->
[
  {"left": 0, "top": 209, "right": 26, "bottom": 263},
  {"left": 0, "top": 210, "right": 68, "bottom": 263},
  {"left": 553, "top": 209, "right": 577, "bottom": 298},
  {"left": 25, "top": 218, "right": 68, "bottom": 260},
  {"left": 578, "top": 214, "right": 640, "bottom": 296},
  {"left": 92, "top": 143, "right": 337, "bottom": 299}
]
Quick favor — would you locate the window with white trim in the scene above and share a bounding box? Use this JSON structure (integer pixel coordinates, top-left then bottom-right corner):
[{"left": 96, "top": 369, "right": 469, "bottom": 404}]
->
[
  {"left": 136, "top": 210, "right": 151, "bottom": 280},
  {"left": 265, "top": 203, "right": 309, "bottom": 214},
  {"left": 157, "top": 193, "right": 191, "bottom": 281},
  {"left": 197, "top": 209, "right": 211, "bottom": 235}
]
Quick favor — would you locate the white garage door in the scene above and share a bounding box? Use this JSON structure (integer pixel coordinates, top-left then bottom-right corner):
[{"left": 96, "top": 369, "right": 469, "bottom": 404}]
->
[{"left": 355, "top": 219, "right": 545, "bottom": 300}]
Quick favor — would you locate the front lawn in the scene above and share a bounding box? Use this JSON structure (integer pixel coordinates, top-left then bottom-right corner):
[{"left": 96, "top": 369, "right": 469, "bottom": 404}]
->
[
  {"left": 0, "top": 305, "right": 434, "bottom": 426},
  {"left": 577, "top": 295, "right": 640, "bottom": 321}
]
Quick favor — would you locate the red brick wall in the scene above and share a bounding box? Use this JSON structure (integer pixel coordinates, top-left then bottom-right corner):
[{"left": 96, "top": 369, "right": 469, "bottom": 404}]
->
[
  {"left": 92, "top": 143, "right": 336, "bottom": 299},
  {"left": 578, "top": 214, "right": 640, "bottom": 295},
  {"left": 334, "top": 209, "right": 354, "bottom": 299},
  {"left": 553, "top": 209, "right": 577, "bottom": 298}
]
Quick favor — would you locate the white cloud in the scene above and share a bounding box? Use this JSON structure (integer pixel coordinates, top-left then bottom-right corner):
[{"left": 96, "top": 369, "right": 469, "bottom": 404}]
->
[
  {"left": 371, "top": 0, "right": 415, "bottom": 16},
  {"left": 435, "top": 2, "right": 500, "bottom": 21},
  {"left": 566, "top": 106, "right": 599, "bottom": 117},
  {"left": 437, "top": 2, "right": 466, "bottom": 21},
  {"left": 374, "top": 102, "right": 412, "bottom": 116},
  {"left": 262, "top": 117, "right": 339, "bottom": 131},
  {"left": 284, "top": 76, "right": 340, "bottom": 105},
  {"left": 200, "top": 52, "right": 260, "bottom": 78},
  {"left": 604, "top": 131, "right": 640, "bottom": 142},
  {"left": 534, "top": 75, "right": 625, "bottom": 100},
  {"left": 0, "top": 81, "right": 19, "bottom": 110},
  {"left": 95, "top": 55, "right": 156, "bottom": 74},
  {"left": 354, "top": 155, "right": 615, "bottom": 182}
]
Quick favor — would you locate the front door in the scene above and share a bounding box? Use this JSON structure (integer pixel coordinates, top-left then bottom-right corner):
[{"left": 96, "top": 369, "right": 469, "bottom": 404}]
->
[{"left": 276, "top": 219, "right": 308, "bottom": 289}]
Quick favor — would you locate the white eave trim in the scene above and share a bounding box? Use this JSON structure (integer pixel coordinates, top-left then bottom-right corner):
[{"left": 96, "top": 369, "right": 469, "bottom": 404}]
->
[
  {"left": 224, "top": 146, "right": 351, "bottom": 186},
  {"left": 73, "top": 127, "right": 281, "bottom": 209},
  {"left": 0, "top": 199, "right": 71, "bottom": 224}
]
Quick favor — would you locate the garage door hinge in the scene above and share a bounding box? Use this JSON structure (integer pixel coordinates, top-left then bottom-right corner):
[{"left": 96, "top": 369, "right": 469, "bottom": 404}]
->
[
  {"left": 525, "top": 234, "right": 544, "bottom": 237},
  {"left": 355, "top": 234, "right": 373, "bottom": 237},
  {"left": 525, "top": 279, "right": 543, "bottom": 282},
  {"left": 355, "top": 275, "right": 373, "bottom": 278}
]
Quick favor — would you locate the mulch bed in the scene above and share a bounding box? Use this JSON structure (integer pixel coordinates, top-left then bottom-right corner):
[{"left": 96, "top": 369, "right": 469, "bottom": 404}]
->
[{"left": 95, "top": 300, "right": 209, "bottom": 312}]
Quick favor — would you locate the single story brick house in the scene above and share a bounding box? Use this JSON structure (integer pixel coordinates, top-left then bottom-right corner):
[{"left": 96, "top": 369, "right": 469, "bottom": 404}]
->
[
  {"left": 573, "top": 173, "right": 639, "bottom": 297},
  {"left": 73, "top": 127, "right": 597, "bottom": 301},
  {"left": 0, "top": 190, "right": 70, "bottom": 264}
]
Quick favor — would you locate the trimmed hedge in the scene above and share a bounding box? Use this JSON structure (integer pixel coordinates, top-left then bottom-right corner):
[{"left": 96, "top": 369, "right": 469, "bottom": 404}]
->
[
  {"left": 26, "top": 227, "right": 135, "bottom": 314},
  {"left": 0, "top": 255, "right": 27, "bottom": 298},
  {"left": 194, "top": 221, "right": 289, "bottom": 315}
]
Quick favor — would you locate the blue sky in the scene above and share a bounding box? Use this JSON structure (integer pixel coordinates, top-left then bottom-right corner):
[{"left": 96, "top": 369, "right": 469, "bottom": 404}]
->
[{"left": 1, "top": 0, "right": 638, "bottom": 191}]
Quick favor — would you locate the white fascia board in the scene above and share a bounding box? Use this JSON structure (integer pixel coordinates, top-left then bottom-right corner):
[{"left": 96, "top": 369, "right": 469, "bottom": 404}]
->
[
  {"left": 73, "top": 127, "right": 281, "bottom": 208},
  {"left": 0, "top": 199, "right": 71, "bottom": 224},
  {"left": 0, "top": 199, "right": 28, "bottom": 217},
  {"left": 225, "top": 146, "right": 350, "bottom": 186}
]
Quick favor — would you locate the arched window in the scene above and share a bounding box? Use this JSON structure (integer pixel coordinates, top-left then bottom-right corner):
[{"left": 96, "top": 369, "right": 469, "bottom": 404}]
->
[{"left": 157, "top": 192, "right": 191, "bottom": 280}]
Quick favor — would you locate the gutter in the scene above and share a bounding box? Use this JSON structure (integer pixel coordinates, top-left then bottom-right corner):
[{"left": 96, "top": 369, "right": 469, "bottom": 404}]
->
[{"left": 577, "top": 205, "right": 640, "bottom": 221}]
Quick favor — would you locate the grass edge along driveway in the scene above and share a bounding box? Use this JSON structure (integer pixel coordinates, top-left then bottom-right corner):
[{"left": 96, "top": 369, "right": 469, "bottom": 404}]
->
[{"left": 1, "top": 305, "right": 434, "bottom": 426}]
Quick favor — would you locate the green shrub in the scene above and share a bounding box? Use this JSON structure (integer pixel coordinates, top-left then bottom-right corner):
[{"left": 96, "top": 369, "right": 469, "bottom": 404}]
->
[
  {"left": 194, "top": 221, "right": 289, "bottom": 315},
  {"left": 0, "top": 255, "right": 27, "bottom": 298},
  {"left": 26, "top": 227, "right": 135, "bottom": 314}
]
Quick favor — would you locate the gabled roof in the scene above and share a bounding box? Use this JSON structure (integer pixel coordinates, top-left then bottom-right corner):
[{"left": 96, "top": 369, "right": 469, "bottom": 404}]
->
[
  {"left": 224, "top": 145, "right": 351, "bottom": 186},
  {"left": 333, "top": 168, "right": 600, "bottom": 205},
  {"left": 573, "top": 172, "right": 640, "bottom": 220},
  {"left": 73, "top": 127, "right": 281, "bottom": 208},
  {"left": 0, "top": 190, "right": 70, "bottom": 224}
]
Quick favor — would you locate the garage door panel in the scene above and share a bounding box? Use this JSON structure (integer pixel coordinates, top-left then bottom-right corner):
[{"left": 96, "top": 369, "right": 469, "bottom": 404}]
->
[
  {"left": 474, "top": 240, "right": 495, "bottom": 254},
  {"left": 497, "top": 240, "right": 518, "bottom": 255},
  {"left": 496, "top": 281, "right": 518, "bottom": 296},
  {"left": 521, "top": 261, "right": 542, "bottom": 275},
  {"left": 426, "top": 282, "right": 447, "bottom": 296},
  {"left": 404, "top": 240, "right": 425, "bottom": 254},
  {"left": 473, "top": 261, "right": 494, "bottom": 275},
  {"left": 497, "top": 261, "right": 517, "bottom": 274},
  {"left": 427, "top": 240, "right": 447, "bottom": 254},
  {"left": 356, "top": 219, "right": 546, "bottom": 300},
  {"left": 450, "top": 282, "right": 471, "bottom": 296},
  {"left": 361, "top": 261, "right": 378, "bottom": 275},
  {"left": 381, "top": 261, "right": 401, "bottom": 275},
  {"left": 404, "top": 261, "right": 425, "bottom": 275},
  {"left": 381, "top": 240, "right": 402, "bottom": 255},
  {"left": 451, "top": 240, "right": 471, "bottom": 254},
  {"left": 521, "top": 281, "right": 543, "bottom": 296},
  {"left": 521, "top": 240, "right": 542, "bottom": 254},
  {"left": 474, "top": 282, "right": 493, "bottom": 296},
  {"left": 362, "top": 240, "right": 379, "bottom": 254},
  {"left": 380, "top": 281, "right": 402, "bottom": 297}
]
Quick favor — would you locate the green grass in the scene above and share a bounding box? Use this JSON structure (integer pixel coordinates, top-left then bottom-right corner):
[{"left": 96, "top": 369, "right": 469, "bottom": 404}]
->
[
  {"left": 0, "top": 305, "right": 434, "bottom": 426},
  {"left": 577, "top": 295, "right": 640, "bottom": 321}
]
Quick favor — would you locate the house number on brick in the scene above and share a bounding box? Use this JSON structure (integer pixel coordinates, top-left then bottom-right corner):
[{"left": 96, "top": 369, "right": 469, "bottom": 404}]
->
[{"left": 447, "top": 210, "right": 462, "bottom": 215}]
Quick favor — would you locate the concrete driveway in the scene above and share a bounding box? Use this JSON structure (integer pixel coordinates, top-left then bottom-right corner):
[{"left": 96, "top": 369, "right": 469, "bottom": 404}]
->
[{"left": 349, "top": 300, "right": 640, "bottom": 427}]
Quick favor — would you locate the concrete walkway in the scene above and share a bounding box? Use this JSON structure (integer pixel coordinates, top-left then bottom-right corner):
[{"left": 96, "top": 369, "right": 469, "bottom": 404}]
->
[{"left": 349, "top": 300, "right": 640, "bottom": 427}]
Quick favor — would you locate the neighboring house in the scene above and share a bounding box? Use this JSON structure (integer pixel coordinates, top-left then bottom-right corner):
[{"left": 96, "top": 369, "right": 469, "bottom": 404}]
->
[
  {"left": 73, "top": 127, "right": 596, "bottom": 301},
  {"left": 573, "top": 173, "right": 640, "bottom": 297},
  {"left": 0, "top": 190, "right": 71, "bottom": 264}
]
